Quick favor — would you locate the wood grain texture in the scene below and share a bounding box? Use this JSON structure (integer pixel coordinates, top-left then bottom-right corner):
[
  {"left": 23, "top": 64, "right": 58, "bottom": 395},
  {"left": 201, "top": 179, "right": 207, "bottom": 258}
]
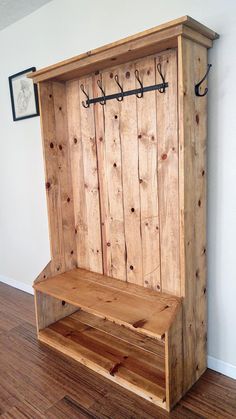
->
[
  {"left": 34, "top": 291, "right": 78, "bottom": 332},
  {"left": 119, "top": 60, "right": 143, "bottom": 285},
  {"left": 38, "top": 82, "right": 66, "bottom": 275},
  {"left": 135, "top": 55, "right": 161, "bottom": 290},
  {"left": 156, "top": 49, "right": 180, "bottom": 296},
  {"left": 38, "top": 82, "right": 77, "bottom": 276},
  {"left": 1, "top": 283, "right": 236, "bottom": 419},
  {"left": 39, "top": 311, "right": 166, "bottom": 407},
  {"left": 66, "top": 79, "right": 90, "bottom": 270},
  {"left": 178, "top": 36, "right": 208, "bottom": 392},
  {"left": 52, "top": 82, "right": 77, "bottom": 270},
  {"left": 78, "top": 75, "right": 103, "bottom": 273},
  {"left": 34, "top": 267, "right": 181, "bottom": 340},
  {"left": 165, "top": 304, "right": 183, "bottom": 410},
  {"left": 94, "top": 69, "right": 127, "bottom": 281}
]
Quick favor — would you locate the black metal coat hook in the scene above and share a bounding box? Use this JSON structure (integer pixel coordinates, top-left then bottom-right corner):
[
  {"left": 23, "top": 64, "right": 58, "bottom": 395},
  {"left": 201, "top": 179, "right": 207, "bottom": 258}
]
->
[
  {"left": 157, "top": 63, "right": 166, "bottom": 93},
  {"left": 97, "top": 79, "right": 106, "bottom": 105},
  {"left": 195, "top": 64, "right": 212, "bottom": 97},
  {"left": 114, "top": 75, "right": 124, "bottom": 101},
  {"left": 135, "top": 70, "right": 144, "bottom": 98},
  {"left": 80, "top": 84, "right": 90, "bottom": 108}
]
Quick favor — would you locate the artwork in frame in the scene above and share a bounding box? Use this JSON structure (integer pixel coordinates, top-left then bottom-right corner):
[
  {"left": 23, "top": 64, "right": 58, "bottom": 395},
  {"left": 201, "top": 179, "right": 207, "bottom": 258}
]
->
[{"left": 8, "top": 67, "right": 40, "bottom": 121}]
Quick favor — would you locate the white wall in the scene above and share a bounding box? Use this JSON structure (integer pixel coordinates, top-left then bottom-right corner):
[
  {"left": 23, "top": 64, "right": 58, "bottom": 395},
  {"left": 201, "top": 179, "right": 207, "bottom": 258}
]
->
[{"left": 0, "top": 0, "right": 236, "bottom": 377}]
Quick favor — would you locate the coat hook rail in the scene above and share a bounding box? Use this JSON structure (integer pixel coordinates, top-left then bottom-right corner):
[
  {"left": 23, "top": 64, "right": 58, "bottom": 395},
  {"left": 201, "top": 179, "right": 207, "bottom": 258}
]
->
[
  {"left": 195, "top": 64, "right": 212, "bottom": 97},
  {"left": 81, "top": 75, "right": 168, "bottom": 108}
]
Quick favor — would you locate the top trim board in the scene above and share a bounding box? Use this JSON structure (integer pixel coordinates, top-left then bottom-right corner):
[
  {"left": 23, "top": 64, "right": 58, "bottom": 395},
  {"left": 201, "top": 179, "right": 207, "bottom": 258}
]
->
[{"left": 28, "top": 16, "right": 218, "bottom": 83}]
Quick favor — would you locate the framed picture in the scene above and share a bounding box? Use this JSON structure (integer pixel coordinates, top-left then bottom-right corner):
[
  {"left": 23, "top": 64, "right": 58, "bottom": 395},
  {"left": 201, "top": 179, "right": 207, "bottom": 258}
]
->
[{"left": 9, "top": 67, "right": 40, "bottom": 121}]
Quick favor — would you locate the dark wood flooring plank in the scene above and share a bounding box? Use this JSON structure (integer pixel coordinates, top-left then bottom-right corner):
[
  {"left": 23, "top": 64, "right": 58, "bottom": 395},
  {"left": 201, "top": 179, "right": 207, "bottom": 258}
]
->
[
  {"left": 46, "top": 396, "right": 98, "bottom": 419},
  {"left": 0, "top": 399, "right": 45, "bottom": 418}
]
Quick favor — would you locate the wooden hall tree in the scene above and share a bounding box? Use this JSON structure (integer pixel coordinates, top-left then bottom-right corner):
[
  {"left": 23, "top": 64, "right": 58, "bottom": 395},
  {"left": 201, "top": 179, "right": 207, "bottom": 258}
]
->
[{"left": 29, "top": 16, "right": 219, "bottom": 411}]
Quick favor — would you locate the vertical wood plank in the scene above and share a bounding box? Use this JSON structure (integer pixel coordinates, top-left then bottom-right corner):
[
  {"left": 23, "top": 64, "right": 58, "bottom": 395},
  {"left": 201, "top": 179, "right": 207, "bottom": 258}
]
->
[
  {"left": 179, "top": 36, "right": 197, "bottom": 393},
  {"left": 119, "top": 62, "right": 143, "bottom": 285},
  {"left": 53, "top": 82, "right": 77, "bottom": 271},
  {"left": 135, "top": 56, "right": 161, "bottom": 291},
  {"left": 94, "top": 70, "right": 127, "bottom": 281},
  {"left": 156, "top": 49, "right": 180, "bottom": 295},
  {"left": 35, "top": 291, "right": 77, "bottom": 332},
  {"left": 165, "top": 305, "right": 183, "bottom": 411},
  {"left": 38, "top": 82, "right": 66, "bottom": 275},
  {"left": 193, "top": 42, "right": 208, "bottom": 380},
  {"left": 66, "top": 80, "right": 89, "bottom": 270},
  {"left": 178, "top": 36, "right": 208, "bottom": 392},
  {"left": 79, "top": 75, "right": 103, "bottom": 273}
]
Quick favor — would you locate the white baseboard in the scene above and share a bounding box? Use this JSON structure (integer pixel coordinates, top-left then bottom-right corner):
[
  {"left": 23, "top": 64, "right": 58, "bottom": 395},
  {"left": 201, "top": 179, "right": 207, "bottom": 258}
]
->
[
  {"left": 207, "top": 356, "right": 236, "bottom": 380},
  {"left": 0, "top": 274, "right": 33, "bottom": 295},
  {"left": 0, "top": 275, "right": 235, "bottom": 380}
]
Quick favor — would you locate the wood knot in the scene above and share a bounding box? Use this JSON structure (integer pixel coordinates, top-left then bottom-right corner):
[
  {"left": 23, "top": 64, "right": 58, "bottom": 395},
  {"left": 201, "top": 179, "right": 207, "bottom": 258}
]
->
[
  {"left": 59, "top": 144, "right": 62, "bottom": 150},
  {"left": 131, "top": 208, "right": 135, "bottom": 213},
  {"left": 95, "top": 70, "right": 99, "bottom": 75},
  {"left": 110, "top": 72, "right": 113, "bottom": 78},
  {"left": 46, "top": 182, "right": 51, "bottom": 189},
  {"left": 130, "top": 265, "right": 134, "bottom": 270},
  {"left": 198, "top": 199, "right": 201, "bottom": 207},
  {"left": 138, "top": 134, "right": 142, "bottom": 139},
  {"left": 70, "top": 250, "right": 74, "bottom": 255},
  {"left": 113, "top": 163, "right": 117, "bottom": 168},
  {"left": 59, "top": 106, "right": 62, "bottom": 111},
  {"left": 161, "top": 153, "right": 167, "bottom": 160},
  {"left": 196, "top": 114, "right": 200, "bottom": 125},
  {"left": 50, "top": 142, "right": 54, "bottom": 148},
  {"left": 126, "top": 71, "right": 130, "bottom": 79},
  {"left": 67, "top": 197, "right": 71, "bottom": 203},
  {"left": 133, "top": 319, "right": 147, "bottom": 329},
  {"left": 107, "top": 242, "right": 111, "bottom": 247},
  {"left": 74, "top": 137, "right": 77, "bottom": 144},
  {"left": 99, "top": 137, "right": 103, "bottom": 142},
  {"left": 62, "top": 300, "right": 66, "bottom": 306},
  {"left": 202, "top": 170, "right": 205, "bottom": 176},
  {"left": 114, "top": 115, "right": 118, "bottom": 119},
  {"left": 157, "top": 284, "right": 160, "bottom": 290}
]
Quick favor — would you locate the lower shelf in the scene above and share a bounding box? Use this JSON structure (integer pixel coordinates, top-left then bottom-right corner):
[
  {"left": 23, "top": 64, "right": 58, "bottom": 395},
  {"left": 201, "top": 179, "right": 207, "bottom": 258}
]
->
[{"left": 39, "top": 310, "right": 166, "bottom": 408}]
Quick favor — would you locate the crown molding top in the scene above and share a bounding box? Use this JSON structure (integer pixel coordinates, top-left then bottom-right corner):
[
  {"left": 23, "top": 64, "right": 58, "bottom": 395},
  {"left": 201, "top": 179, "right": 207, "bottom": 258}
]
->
[{"left": 28, "top": 16, "right": 219, "bottom": 83}]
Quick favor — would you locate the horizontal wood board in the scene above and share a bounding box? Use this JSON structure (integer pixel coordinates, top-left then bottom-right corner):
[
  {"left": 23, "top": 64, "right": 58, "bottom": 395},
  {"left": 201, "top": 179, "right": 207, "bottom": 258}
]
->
[
  {"left": 34, "top": 267, "right": 181, "bottom": 340},
  {"left": 39, "top": 310, "right": 166, "bottom": 406},
  {"left": 28, "top": 16, "right": 218, "bottom": 82}
]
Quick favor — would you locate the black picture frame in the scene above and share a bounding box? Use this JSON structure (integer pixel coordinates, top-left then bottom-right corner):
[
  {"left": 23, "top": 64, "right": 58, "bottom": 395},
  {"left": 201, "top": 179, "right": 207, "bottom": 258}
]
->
[{"left": 8, "top": 67, "right": 40, "bottom": 121}]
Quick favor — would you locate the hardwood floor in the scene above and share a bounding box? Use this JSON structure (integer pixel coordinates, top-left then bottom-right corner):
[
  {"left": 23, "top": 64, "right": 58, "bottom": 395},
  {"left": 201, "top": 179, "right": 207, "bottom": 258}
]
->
[{"left": 0, "top": 282, "right": 235, "bottom": 418}]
